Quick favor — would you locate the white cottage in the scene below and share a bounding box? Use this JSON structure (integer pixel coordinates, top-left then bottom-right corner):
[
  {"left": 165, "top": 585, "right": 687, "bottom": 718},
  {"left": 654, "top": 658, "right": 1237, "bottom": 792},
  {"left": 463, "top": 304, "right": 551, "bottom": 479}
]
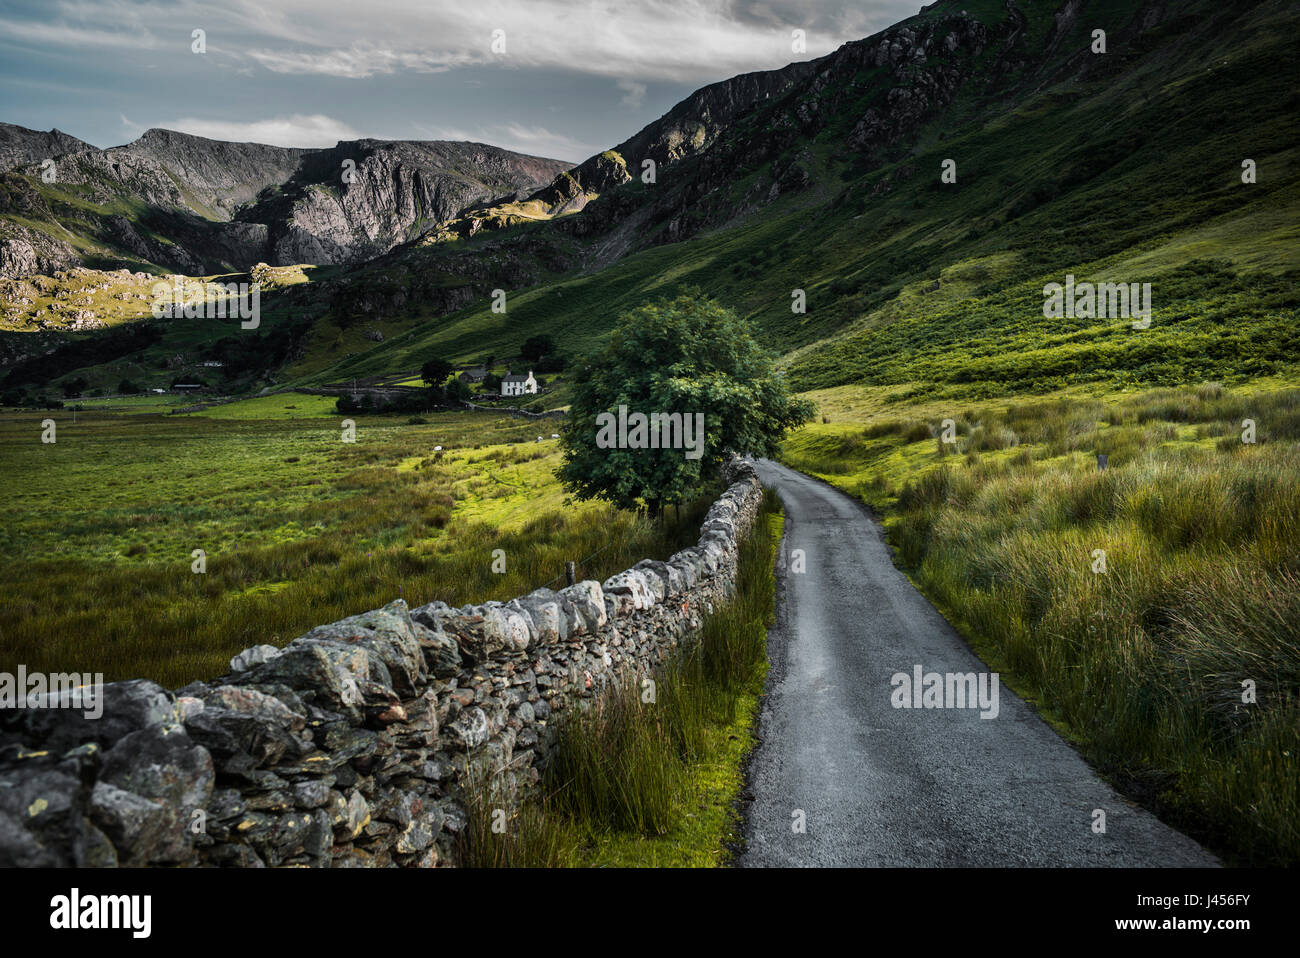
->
[{"left": 501, "top": 370, "right": 538, "bottom": 397}]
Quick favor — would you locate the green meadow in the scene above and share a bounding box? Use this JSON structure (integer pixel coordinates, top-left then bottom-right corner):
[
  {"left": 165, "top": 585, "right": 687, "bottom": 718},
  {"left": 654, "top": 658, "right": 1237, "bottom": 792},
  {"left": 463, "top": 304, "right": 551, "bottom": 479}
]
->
[{"left": 0, "top": 398, "right": 713, "bottom": 687}]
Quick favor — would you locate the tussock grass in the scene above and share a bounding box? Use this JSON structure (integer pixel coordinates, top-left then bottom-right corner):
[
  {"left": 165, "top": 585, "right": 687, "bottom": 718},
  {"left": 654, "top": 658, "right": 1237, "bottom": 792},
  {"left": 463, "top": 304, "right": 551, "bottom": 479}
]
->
[
  {"left": 784, "top": 384, "right": 1300, "bottom": 865},
  {"left": 456, "top": 766, "right": 580, "bottom": 869}
]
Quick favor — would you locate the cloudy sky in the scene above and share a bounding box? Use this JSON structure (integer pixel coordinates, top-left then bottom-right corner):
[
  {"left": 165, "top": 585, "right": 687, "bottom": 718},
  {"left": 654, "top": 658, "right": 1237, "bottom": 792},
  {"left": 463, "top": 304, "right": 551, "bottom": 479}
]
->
[{"left": 1, "top": 0, "right": 921, "bottom": 163}]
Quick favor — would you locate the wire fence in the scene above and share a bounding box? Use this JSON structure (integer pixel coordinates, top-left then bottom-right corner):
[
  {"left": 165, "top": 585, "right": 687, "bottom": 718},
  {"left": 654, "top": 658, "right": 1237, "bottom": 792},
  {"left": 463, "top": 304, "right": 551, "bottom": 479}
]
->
[{"left": 532, "top": 540, "right": 620, "bottom": 593}]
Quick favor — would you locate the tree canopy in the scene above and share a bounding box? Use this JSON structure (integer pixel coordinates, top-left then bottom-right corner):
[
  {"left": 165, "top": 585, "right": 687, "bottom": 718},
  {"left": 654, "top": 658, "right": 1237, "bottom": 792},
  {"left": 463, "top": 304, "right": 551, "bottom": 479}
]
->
[
  {"left": 445, "top": 378, "right": 472, "bottom": 402},
  {"left": 558, "top": 290, "right": 814, "bottom": 512},
  {"left": 420, "top": 358, "right": 454, "bottom": 387},
  {"left": 521, "top": 334, "right": 556, "bottom": 362}
]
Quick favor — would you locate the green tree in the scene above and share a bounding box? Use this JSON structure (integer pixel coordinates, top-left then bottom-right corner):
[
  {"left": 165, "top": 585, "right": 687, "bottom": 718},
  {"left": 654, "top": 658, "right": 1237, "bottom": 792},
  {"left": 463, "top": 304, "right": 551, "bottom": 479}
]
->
[
  {"left": 118, "top": 379, "right": 141, "bottom": 395},
  {"left": 421, "top": 358, "right": 454, "bottom": 387},
  {"left": 558, "top": 290, "right": 813, "bottom": 514},
  {"left": 446, "top": 378, "right": 472, "bottom": 402},
  {"left": 521, "top": 334, "right": 556, "bottom": 362}
]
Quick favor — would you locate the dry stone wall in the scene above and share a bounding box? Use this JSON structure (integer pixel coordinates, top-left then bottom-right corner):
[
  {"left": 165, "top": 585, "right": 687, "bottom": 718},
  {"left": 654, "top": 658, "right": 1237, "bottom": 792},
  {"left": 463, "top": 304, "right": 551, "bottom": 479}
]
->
[{"left": 0, "top": 458, "right": 762, "bottom": 867}]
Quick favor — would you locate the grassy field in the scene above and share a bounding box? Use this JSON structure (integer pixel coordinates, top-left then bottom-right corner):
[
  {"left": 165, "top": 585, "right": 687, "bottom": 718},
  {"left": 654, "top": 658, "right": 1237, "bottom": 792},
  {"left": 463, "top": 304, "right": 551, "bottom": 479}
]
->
[
  {"left": 459, "top": 491, "right": 780, "bottom": 867},
  {"left": 0, "top": 398, "right": 716, "bottom": 687},
  {"left": 781, "top": 381, "right": 1300, "bottom": 866},
  {"left": 188, "top": 393, "right": 340, "bottom": 419}
]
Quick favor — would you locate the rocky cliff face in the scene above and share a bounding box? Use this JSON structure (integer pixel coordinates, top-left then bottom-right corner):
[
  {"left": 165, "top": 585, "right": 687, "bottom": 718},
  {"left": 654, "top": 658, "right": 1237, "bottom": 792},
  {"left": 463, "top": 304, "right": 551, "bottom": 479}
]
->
[
  {"left": 618, "top": 58, "right": 820, "bottom": 170},
  {"left": 0, "top": 126, "right": 574, "bottom": 276},
  {"left": 0, "top": 134, "right": 277, "bottom": 276},
  {"left": 245, "top": 140, "right": 571, "bottom": 266},
  {"left": 118, "top": 128, "right": 316, "bottom": 220},
  {"left": 410, "top": 1, "right": 1023, "bottom": 269},
  {"left": 35, "top": 147, "right": 191, "bottom": 209},
  {"left": 0, "top": 170, "right": 80, "bottom": 277},
  {"left": 581, "top": 6, "right": 1021, "bottom": 247},
  {"left": 0, "top": 123, "right": 95, "bottom": 172},
  {"left": 0, "top": 126, "right": 571, "bottom": 277},
  {"left": 424, "top": 59, "right": 818, "bottom": 246},
  {"left": 359, "top": 2, "right": 1033, "bottom": 308},
  {"left": 0, "top": 221, "right": 78, "bottom": 278}
]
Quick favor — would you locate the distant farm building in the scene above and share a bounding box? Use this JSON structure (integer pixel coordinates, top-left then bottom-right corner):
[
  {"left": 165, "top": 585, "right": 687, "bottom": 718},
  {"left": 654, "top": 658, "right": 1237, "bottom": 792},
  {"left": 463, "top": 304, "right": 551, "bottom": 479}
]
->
[
  {"left": 458, "top": 365, "right": 487, "bottom": 384},
  {"left": 501, "top": 370, "right": 538, "bottom": 397}
]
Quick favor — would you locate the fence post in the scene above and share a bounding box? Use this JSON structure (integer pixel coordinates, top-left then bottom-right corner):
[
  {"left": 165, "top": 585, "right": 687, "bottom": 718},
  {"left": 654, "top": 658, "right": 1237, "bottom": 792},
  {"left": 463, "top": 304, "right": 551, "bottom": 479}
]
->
[{"left": 565, "top": 561, "right": 576, "bottom": 587}]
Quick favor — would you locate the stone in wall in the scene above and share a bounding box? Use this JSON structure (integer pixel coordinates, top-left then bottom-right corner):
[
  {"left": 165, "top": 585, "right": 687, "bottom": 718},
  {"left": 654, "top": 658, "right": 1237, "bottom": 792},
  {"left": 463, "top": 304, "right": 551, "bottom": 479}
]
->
[{"left": 0, "top": 458, "right": 763, "bottom": 868}]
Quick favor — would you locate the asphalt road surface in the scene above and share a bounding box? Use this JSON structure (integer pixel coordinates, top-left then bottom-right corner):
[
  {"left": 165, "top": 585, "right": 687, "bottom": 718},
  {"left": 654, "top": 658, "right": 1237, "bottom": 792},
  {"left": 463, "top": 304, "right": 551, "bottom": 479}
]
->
[{"left": 738, "top": 459, "right": 1218, "bottom": 867}]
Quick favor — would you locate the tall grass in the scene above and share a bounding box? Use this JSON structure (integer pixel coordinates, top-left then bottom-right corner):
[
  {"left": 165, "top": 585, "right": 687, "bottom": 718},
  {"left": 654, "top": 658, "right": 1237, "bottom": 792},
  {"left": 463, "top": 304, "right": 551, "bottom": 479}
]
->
[
  {"left": 457, "top": 489, "right": 780, "bottom": 867},
  {"left": 456, "top": 765, "right": 581, "bottom": 868},
  {"left": 832, "top": 386, "right": 1300, "bottom": 865}
]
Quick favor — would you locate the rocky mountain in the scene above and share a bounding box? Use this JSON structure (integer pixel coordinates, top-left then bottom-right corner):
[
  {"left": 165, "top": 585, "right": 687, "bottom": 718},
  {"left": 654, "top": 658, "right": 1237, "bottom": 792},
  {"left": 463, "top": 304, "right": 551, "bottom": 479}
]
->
[
  {"left": 0, "top": 1, "right": 1018, "bottom": 284},
  {"left": 2, "top": 0, "right": 1295, "bottom": 401},
  {"left": 426, "top": 59, "right": 820, "bottom": 246},
  {"left": 240, "top": 140, "right": 572, "bottom": 266},
  {"left": 116, "top": 128, "right": 315, "bottom": 219},
  {"left": 297, "top": 0, "right": 1296, "bottom": 384},
  {"left": 316, "top": 1, "right": 1038, "bottom": 317},
  {"left": 0, "top": 127, "right": 571, "bottom": 278},
  {"left": 0, "top": 123, "right": 94, "bottom": 171},
  {"left": 0, "top": 221, "right": 79, "bottom": 279}
]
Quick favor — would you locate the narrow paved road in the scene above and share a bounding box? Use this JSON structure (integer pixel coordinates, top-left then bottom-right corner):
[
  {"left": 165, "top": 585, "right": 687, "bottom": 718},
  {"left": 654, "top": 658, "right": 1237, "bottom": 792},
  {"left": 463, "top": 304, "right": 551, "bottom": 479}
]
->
[{"left": 739, "top": 460, "right": 1218, "bottom": 867}]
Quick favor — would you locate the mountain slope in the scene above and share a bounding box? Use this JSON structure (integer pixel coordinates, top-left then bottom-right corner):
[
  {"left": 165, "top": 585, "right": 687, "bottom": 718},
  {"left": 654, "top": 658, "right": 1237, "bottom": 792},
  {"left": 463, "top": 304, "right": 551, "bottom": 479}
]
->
[
  {"left": 116, "top": 128, "right": 314, "bottom": 220},
  {"left": 0, "top": 123, "right": 95, "bottom": 171},
  {"left": 287, "top": 0, "right": 1297, "bottom": 395},
  {"left": 423, "top": 57, "right": 821, "bottom": 248},
  {"left": 0, "top": 127, "right": 570, "bottom": 278},
  {"left": 241, "top": 139, "right": 572, "bottom": 266},
  {"left": 2, "top": 0, "right": 1297, "bottom": 404}
]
